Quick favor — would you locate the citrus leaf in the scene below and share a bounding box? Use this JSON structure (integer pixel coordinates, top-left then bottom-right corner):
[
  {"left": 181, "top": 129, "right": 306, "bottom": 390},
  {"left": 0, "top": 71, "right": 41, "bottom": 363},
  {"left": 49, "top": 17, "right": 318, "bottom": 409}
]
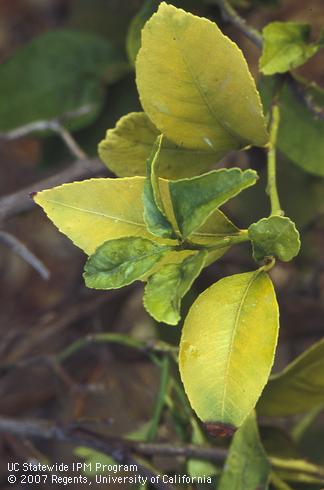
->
[
  {"left": 179, "top": 270, "right": 279, "bottom": 432},
  {"left": 126, "top": 0, "right": 159, "bottom": 66},
  {"left": 143, "top": 135, "right": 176, "bottom": 239},
  {"left": 98, "top": 112, "right": 218, "bottom": 179},
  {"left": 143, "top": 251, "right": 207, "bottom": 325},
  {"left": 34, "top": 176, "right": 240, "bottom": 257},
  {"left": 260, "top": 22, "right": 323, "bottom": 75},
  {"left": 0, "top": 30, "right": 127, "bottom": 132},
  {"left": 260, "top": 77, "right": 324, "bottom": 177},
  {"left": 33, "top": 177, "right": 165, "bottom": 255},
  {"left": 218, "top": 412, "right": 270, "bottom": 490},
  {"left": 170, "top": 168, "right": 257, "bottom": 238},
  {"left": 83, "top": 237, "right": 171, "bottom": 289},
  {"left": 248, "top": 216, "right": 301, "bottom": 262},
  {"left": 136, "top": 3, "right": 268, "bottom": 154},
  {"left": 258, "top": 337, "right": 324, "bottom": 416}
]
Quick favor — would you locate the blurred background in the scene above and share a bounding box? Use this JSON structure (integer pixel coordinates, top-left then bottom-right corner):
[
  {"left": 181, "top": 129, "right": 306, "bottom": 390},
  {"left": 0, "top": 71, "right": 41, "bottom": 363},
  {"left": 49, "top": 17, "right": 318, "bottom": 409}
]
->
[{"left": 0, "top": 0, "right": 323, "bottom": 488}]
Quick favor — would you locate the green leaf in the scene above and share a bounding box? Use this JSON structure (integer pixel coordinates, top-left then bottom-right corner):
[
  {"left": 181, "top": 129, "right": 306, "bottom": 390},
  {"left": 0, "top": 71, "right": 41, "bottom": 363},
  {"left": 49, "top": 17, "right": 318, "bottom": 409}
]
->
[
  {"left": 143, "top": 135, "right": 176, "bottom": 239},
  {"left": 136, "top": 3, "right": 268, "bottom": 155},
  {"left": 179, "top": 270, "right": 279, "bottom": 431},
  {"left": 143, "top": 251, "right": 207, "bottom": 325},
  {"left": 257, "top": 337, "right": 324, "bottom": 416},
  {"left": 98, "top": 112, "right": 219, "bottom": 179},
  {"left": 0, "top": 30, "right": 127, "bottom": 132},
  {"left": 260, "top": 22, "right": 323, "bottom": 75},
  {"left": 248, "top": 216, "right": 300, "bottom": 262},
  {"left": 83, "top": 237, "right": 171, "bottom": 289},
  {"left": 260, "top": 77, "right": 324, "bottom": 176},
  {"left": 218, "top": 412, "right": 270, "bottom": 490},
  {"left": 170, "top": 168, "right": 257, "bottom": 238},
  {"left": 126, "top": 0, "right": 159, "bottom": 66}
]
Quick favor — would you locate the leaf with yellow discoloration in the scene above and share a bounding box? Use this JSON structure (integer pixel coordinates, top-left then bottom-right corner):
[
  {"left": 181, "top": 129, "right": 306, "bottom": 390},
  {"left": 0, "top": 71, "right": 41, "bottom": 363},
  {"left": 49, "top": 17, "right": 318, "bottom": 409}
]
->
[
  {"left": 179, "top": 270, "right": 279, "bottom": 432},
  {"left": 136, "top": 3, "right": 268, "bottom": 154}
]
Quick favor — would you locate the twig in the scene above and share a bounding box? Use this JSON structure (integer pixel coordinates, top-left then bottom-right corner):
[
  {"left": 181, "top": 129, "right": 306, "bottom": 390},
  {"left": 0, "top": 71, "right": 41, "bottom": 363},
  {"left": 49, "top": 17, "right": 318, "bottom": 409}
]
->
[
  {"left": 212, "top": 0, "right": 263, "bottom": 48},
  {"left": 210, "top": 0, "right": 324, "bottom": 120},
  {"left": 0, "top": 158, "right": 105, "bottom": 224},
  {"left": 266, "top": 105, "right": 283, "bottom": 216},
  {"left": 0, "top": 416, "right": 175, "bottom": 490},
  {"left": 0, "top": 105, "right": 93, "bottom": 160},
  {"left": 0, "top": 230, "right": 50, "bottom": 280}
]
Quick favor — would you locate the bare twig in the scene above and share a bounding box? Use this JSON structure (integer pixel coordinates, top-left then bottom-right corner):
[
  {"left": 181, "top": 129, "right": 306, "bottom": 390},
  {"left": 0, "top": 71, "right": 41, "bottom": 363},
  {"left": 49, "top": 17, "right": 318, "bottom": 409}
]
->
[
  {"left": 210, "top": 0, "right": 324, "bottom": 120},
  {"left": 0, "top": 105, "right": 93, "bottom": 160},
  {"left": 0, "top": 230, "right": 50, "bottom": 280},
  {"left": 212, "top": 0, "right": 263, "bottom": 48},
  {"left": 0, "top": 416, "right": 175, "bottom": 490},
  {"left": 0, "top": 158, "right": 106, "bottom": 224}
]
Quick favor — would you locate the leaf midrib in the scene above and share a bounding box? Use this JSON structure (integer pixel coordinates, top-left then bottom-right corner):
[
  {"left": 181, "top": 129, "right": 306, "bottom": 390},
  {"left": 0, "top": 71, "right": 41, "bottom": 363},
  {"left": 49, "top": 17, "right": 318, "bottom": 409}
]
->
[
  {"left": 220, "top": 271, "right": 260, "bottom": 419},
  {"left": 45, "top": 199, "right": 146, "bottom": 228}
]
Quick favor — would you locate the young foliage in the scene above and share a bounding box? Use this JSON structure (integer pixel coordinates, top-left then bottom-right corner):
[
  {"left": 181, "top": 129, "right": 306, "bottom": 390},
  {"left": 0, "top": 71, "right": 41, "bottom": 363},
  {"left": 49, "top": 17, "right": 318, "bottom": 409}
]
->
[
  {"left": 260, "top": 21, "right": 324, "bottom": 75},
  {"left": 0, "top": 30, "right": 127, "bottom": 132},
  {"left": 143, "top": 135, "right": 175, "bottom": 239},
  {"left": 84, "top": 237, "right": 171, "bottom": 289},
  {"left": 248, "top": 216, "right": 300, "bottom": 262},
  {"left": 179, "top": 270, "right": 279, "bottom": 433},
  {"left": 170, "top": 168, "right": 257, "bottom": 238},
  {"left": 143, "top": 251, "right": 207, "bottom": 325},
  {"left": 98, "top": 112, "right": 218, "bottom": 179},
  {"left": 136, "top": 2, "right": 268, "bottom": 154},
  {"left": 218, "top": 412, "right": 270, "bottom": 489},
  {"left": 258, "top": 338, "right": 324, "bottom": 416}
]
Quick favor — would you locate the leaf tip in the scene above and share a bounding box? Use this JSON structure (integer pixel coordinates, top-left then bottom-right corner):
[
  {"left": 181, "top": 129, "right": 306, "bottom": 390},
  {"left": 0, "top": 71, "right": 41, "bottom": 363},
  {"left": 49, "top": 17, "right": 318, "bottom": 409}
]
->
[
  {"left": 29, "top": 191, "right": 38, "bottom": 200},
  {"left": 203, "top": 422, "right": 237, "bottom": 438}
]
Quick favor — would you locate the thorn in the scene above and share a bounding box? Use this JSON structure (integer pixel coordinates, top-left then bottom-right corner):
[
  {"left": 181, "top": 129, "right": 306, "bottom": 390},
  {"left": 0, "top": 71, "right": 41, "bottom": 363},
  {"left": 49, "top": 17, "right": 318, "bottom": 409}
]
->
[{"left": 29, "top": 191, "right": 38, "bottom": 199}]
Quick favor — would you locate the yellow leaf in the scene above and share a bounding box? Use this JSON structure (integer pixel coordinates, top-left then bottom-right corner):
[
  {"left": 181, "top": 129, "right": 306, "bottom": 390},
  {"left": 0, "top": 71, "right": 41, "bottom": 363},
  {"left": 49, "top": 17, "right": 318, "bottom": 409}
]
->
[
  {"left": 34, "top": 177, "right": 238, "bottom": 260},
  {"left": 98, "top": 112, "right": 218, "bottom": 179},
  {"left": 136, "top": 3, "right": 268, "bottom": 153},
  {"left": 179, "top": 270, "right": 279, "bottom": 431}
]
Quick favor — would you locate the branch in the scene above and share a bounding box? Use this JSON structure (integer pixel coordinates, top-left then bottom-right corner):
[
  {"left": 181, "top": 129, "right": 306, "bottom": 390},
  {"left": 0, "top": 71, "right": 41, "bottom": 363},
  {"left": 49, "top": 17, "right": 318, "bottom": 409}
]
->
[
  {"left": 0, "top": 416, "right": 175, "bottom": 490},
  {"left": 0, "top": 105, "right": 93, "bottom": 160},
  {"left": 0, "top": 231, "right": 50, "bottom": 279},
  {"left": 212, "top": 0, "right": 263, "bottom": 48},
  {"left": 0, "top": 413, "right": 228, "bottom": 463},
  {"left": 0, "top": 158, "right": 105, "bottom": 224}
]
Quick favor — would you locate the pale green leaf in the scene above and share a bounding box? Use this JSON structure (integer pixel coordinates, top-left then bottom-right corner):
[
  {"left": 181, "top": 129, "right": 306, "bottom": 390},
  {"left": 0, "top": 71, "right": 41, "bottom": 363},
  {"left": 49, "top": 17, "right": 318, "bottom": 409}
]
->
[
  {"left": 179, "top": 270, "right": 279, "bottom": 431},
  {"left": 218, "top": 412, "right": 270, "bottom": 490},
  {"left": 98, "top": 112, "right": 218, "bottom": 179},
  {"left": 248, "top": 216, "right": 300, "bottom": 262},
  {"left": 260, "top": 77, "right": 324, "bottom": 176},
  {"left": 260, "top": 22, "right": 323, "bottom": 75},
  {"left": 170, "top": 168, "right": 257, "bottom": 238},
  {"left": 143, "top": 251, "right": 207, "bottom": 325},
  {"left": 258, "top": 337, "right": 324, "bottom": 416},
  {"left": 136, "top": 3, "right": 268, "bottom": 154},
  {"left": 83, "top": 237, "right": 171, "bottom": 289},
  {"left": 270, "top": 457, "right": 324, "bottom": 485},
  {"left": 143, "top": 135, "right": 175, "bottom": 239},
  {"left": 0, "top": 30, "right": 127, "bottom": 132},
  {"left": 126, "top": 0, "right": 159, "bottom": 66}
]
